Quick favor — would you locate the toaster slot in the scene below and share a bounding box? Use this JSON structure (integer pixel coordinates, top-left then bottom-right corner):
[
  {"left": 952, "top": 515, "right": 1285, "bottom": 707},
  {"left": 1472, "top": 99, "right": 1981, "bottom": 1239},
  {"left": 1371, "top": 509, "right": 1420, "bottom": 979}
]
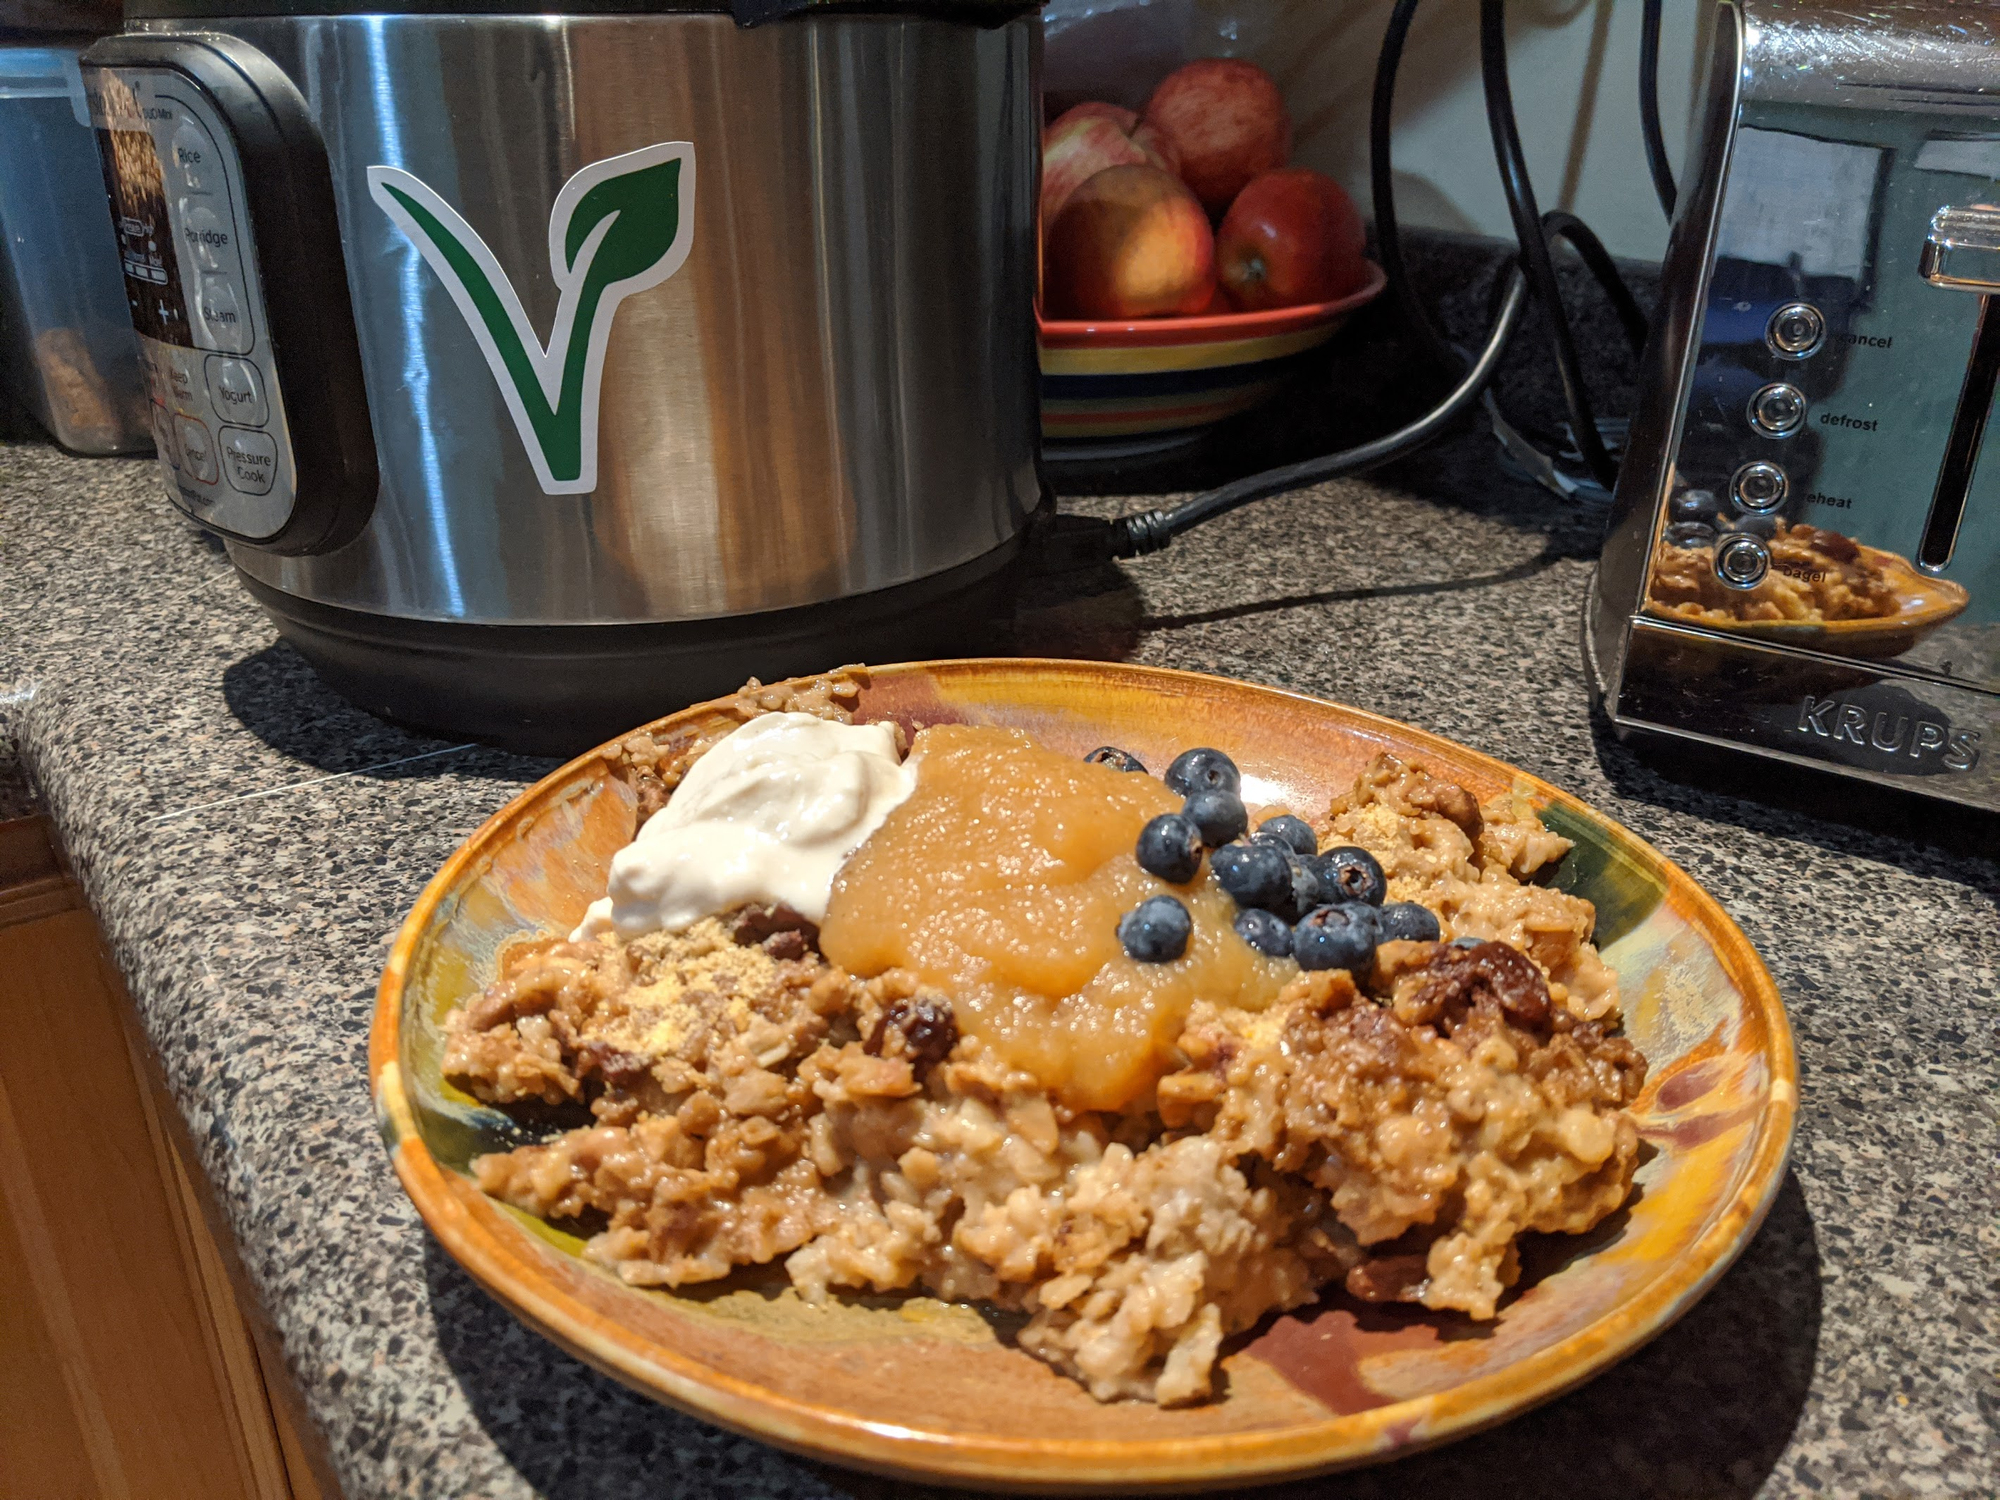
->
[{"left": 1918, "top": 291, "right": 2000, "bottom": 571}]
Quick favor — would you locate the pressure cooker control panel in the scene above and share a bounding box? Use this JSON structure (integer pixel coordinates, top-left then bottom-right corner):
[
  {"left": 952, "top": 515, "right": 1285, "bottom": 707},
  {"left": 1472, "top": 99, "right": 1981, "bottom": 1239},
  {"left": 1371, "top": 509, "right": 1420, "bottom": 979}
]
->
[
  {"left": 82, "top": 35, "right": 376, "bottom": 556},
  {"left": 89, "top": 68, "right": 295, "bottom": 538}
]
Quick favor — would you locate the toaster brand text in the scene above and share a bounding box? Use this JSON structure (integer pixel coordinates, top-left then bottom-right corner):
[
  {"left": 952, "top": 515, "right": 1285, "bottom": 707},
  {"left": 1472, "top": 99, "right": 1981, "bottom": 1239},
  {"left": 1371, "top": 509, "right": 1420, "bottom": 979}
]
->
[{"left": 1796, "top": 695, "right": 1980, "bottom": 771}]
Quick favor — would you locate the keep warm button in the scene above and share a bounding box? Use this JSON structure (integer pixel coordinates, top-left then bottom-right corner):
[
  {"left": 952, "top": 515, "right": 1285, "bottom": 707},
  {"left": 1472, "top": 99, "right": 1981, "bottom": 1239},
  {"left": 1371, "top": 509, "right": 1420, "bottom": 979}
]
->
[{"left": 221, "top": 426, "right": 278, "bottom": 495}]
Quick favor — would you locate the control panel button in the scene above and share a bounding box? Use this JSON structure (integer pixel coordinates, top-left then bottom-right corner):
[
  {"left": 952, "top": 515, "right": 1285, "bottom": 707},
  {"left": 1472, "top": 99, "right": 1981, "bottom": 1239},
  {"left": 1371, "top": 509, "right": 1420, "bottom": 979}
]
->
[
  {"left": 205, "top": 356, "right": 268, "bottom": 427},
  {"left": 169, "top": 120, "right": 219, "bottom": 195},
  {"left": 195, "top": 274, "right": 249, "bottom": 353},
  {"left": 1748, "top": 382, "right": 1806, "bottom": 436},
  {"left": 220, "top": 427, "right": 278, "bottom": 495},
  {"left": 1714, "top": 533, "right": 1771, "bottom": 589},
  {"left": 175, "top": 415, "right": 218, "bottom": 484},
  {"left": 163, "top": 348, "right": 200, "bottom": 416},
  {"left": 178, "top": 201, "right": 235, "bottom": 273},
  {"left": 1766, "top": 302, "right": 1825, "bottom": 358},
  {"left": 1730, "top": 460, "right": 1789, "bottom": 512}
]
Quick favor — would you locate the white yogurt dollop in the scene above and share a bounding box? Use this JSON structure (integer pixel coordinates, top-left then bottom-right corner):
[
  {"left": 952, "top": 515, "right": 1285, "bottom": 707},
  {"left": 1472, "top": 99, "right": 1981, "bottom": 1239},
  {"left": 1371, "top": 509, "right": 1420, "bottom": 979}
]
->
[{"left": 574, "top": 712, "right": 914, "bottom": 940}]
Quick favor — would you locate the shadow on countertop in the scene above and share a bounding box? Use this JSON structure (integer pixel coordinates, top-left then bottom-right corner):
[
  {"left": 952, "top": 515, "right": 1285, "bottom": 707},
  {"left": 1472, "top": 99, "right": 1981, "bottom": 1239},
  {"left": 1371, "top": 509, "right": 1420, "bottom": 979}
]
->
[{"left": 419, "top": 1171, "right": 1820, "bottom": 1500}]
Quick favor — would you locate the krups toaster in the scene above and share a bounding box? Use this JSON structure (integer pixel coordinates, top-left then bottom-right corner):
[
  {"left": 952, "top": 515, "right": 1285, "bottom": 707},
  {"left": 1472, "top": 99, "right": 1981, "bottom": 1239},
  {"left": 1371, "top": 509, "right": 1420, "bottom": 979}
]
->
[{"left": 1592, "top": 0, "right": 1999, "bottom": 812}]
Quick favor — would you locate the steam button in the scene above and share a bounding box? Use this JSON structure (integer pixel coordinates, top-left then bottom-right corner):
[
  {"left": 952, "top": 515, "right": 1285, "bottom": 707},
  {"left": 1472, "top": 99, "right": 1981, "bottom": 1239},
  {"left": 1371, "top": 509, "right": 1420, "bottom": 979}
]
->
[
  {"left": 205, "top": 356, "right": 267, "bottom": 427},
  {"left": 220, "top": 427, "right": 277, "bottom": 496},
  {"left": 1731, "top": 461, "right": 1789, "bottom": 513},
  {"left": 1714, "top": 534, "right": 1770, "bottom": 590},
  {"left": 1766, "top": 303, "right": 1825, "bottom": 358},
  {"left": 196, "top": 275, "right": 249, "bottom": 353},
  {"left": 1748, "top": 382, "right": 1807, "bottom": 436},
  {"left": 175, "top": 415, "right": 219, "bottom": 484}
]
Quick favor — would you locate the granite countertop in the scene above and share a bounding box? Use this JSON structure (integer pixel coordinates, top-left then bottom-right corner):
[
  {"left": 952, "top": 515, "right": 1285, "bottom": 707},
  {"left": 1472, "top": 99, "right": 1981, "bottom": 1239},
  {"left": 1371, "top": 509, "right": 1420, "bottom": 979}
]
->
[{"left": 2, "top": 424, "right": 1994, "bottom": 1500}]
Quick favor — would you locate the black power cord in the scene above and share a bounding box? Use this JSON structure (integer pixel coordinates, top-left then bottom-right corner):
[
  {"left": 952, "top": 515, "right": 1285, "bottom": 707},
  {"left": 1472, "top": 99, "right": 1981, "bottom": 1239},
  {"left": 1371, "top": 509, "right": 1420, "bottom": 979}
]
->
[
  {"left": 1639, "top": 0, "right": 1677, "bottom": 220},
  {"left": 1047, "top": 0, "right": 1665, "bottom": 565}
]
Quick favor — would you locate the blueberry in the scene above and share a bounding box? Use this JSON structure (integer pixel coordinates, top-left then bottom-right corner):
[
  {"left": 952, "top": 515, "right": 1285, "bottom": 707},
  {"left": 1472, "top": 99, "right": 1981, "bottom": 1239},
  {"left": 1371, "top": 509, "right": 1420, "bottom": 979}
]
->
[
  {"left": 1272, "top": 852, "right": 1322, "bottom": 922},
  {"left": 1253, "top": 814, "right": 1317, "bottom": 857},
  {"left": 1293, "top": 903, "right": 1380, "bottom": 972},
  {"left": 1119, "top": 894, "right": 1192, "bottom": 963},
  {"left": 1164, "top": 747, "right": 1240, "bottom": 798},
  {"left": 1663, "top": 521, "right": 1715, "bottom": 549},
  {"left": 1136, "top": 813, "right": 1203, "bottom": 884},
  {"left": 1314, "top": 846, "right": 1387, "bottom": 907},
  {"left": 1375, "top": 901, "right": 1442, "bottom": 943},
  {"left": 1233, "top": 908, "right": 1293, "bottom": 958},
  {"left": 1717, "top": 511, "right": 1778, "bottom": 539},
  {"left": 1668, "top": 489, "right": 1721, "bottom": 525},
  {"left": 1085, "top": 745, "right": 1147, "bottom": 774},
  {"left": 1182, "top": 788, "right": 1248, "bottom": 847},
  {"left": 1211, "top": 841, "right": 1290, "bottom": 909}
]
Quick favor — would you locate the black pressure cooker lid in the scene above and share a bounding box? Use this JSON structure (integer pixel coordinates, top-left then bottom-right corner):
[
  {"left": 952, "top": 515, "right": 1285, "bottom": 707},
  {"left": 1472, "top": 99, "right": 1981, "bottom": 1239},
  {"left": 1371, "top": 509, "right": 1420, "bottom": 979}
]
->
[{"left": 125, "top": 0, "right": 1035, "bottom": 22}]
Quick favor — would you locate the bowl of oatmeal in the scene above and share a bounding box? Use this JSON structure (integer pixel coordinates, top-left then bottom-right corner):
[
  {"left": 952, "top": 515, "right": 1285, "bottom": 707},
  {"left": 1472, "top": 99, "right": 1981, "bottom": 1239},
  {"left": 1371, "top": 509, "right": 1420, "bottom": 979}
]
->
[{"left": 371, "top": 660, "right": 1793, "bottom": 1488}]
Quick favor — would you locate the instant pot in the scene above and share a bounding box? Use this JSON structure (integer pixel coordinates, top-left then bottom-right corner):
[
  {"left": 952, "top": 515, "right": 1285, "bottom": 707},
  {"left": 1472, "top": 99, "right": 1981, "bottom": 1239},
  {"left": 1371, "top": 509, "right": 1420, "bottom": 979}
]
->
[{"left": 83, "top": 0, "right": 1043, "bottom": 753}]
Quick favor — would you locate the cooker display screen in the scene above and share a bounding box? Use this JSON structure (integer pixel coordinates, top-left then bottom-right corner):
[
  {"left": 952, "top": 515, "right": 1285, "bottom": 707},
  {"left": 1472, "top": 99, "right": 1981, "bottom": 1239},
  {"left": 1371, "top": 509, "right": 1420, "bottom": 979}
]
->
[{"left": 96, "top": 122, "right": 193, "bottom": 348}]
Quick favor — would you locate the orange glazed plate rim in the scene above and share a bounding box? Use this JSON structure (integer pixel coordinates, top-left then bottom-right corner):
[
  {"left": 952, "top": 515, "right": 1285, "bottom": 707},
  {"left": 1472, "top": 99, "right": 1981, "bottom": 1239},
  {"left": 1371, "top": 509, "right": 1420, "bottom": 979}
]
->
[
  {"left": 371, "top": 658, "right": 1795, "bottom": 1492},
  {"left": 1037, "top": 262, "right": 1387, "bottom": 346}
]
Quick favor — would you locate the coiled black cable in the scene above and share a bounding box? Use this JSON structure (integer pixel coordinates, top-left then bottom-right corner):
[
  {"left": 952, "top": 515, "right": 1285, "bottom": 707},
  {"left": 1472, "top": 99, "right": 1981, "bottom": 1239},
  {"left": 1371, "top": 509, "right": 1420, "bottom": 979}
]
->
[
  {"left": 1478, "top": 0, "right": 1618, "bottom": 489},
  {"left": 1542, "top": 210, "right": 1649, "bottom": 356},
  {"left": 1639, "top": 0, "right": 1677, "bottom": 220},
  {"left": 1369, "top": 0, "right": 1459, "bottom": 374}
]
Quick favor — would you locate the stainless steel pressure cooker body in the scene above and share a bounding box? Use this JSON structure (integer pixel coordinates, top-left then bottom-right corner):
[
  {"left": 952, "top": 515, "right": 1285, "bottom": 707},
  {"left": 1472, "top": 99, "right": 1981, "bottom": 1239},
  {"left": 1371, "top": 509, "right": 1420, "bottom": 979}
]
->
[{"left": 83, "top": 0, "right": 1043, "bottom": 752}]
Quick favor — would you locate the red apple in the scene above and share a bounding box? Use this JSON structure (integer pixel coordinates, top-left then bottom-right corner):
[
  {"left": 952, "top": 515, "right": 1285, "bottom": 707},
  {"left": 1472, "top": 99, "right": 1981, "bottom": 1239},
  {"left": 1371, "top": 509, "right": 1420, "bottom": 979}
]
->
[
  {"left": 1045, "top": 163, "right": 1215, "bottom": 319},
  {"left": 1141, "top": 59, "right": 1292, "bottom": 215},
  {"left": 1040, "top": 107, "right": 1181, "bottom": 236},
  {"left": 1216, "top": 168, "right": 1368, "bottom": 309}
]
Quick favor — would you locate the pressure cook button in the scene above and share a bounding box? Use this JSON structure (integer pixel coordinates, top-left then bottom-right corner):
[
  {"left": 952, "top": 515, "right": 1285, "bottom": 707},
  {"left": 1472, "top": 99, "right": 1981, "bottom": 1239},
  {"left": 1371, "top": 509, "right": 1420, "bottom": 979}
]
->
[
  {"left": 175, "top": 415, "right": 219, "bottom": 484},
  {"left": 170, "top": 122, "right": 218, "bottom": 194},
  {"left": 1714, "top": 534, "right": 1771, "bottom": 590},
  {"left": 204, "top": 356, "right": 267, "bottom": 426},
  {"left": 1766, "top": 303, "right": 1825, "bottom": 358},
  {"left": 1748, "top": 382, "right": 1807, "bottom": 436},
  {"left": 196, "top": 275, "right": 249, "bottom": 353},
  {"left": 1731, "top": 460, "right": 1789, "bottom": 512},
  {"left": 220, "top": 427, "right": 277, "bottom": 496}
]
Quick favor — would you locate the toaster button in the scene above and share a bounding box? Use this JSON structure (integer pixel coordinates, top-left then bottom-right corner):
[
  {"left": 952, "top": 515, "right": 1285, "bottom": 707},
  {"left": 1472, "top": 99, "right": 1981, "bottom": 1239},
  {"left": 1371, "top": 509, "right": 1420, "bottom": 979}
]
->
[
  {"left": 1766, "top": 303, "right": 1825, "bottom": 358},
  {"left": 1714, "top": 534, "right": 1770, "bottom": 590},
  {"left": 1731, "top": 461, "right": 1789, "bottom": 512},
  {"left": 1748, "top": 382, "right": 1807, "bottom": 437}
]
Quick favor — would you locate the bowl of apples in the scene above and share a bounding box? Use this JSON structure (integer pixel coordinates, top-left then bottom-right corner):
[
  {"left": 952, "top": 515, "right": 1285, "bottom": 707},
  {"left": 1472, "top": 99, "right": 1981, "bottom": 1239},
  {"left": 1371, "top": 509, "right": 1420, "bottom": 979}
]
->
[{"left": 1038, "top": 60, "right": 1384, "bottom": 448}]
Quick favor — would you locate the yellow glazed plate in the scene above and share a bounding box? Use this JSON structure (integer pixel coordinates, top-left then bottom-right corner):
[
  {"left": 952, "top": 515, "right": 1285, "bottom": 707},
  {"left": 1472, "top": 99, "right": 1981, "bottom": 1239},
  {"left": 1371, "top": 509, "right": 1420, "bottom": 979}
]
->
[{"left": 371, "top": 660, "right": 1795, "bottom": 1492}]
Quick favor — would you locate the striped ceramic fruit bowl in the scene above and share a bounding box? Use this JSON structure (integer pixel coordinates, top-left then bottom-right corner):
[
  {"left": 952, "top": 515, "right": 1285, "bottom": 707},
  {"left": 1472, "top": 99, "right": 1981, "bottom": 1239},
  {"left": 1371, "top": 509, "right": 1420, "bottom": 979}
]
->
[{"left": 1038, "top": 262, "right": 1386, "bottom": 443}]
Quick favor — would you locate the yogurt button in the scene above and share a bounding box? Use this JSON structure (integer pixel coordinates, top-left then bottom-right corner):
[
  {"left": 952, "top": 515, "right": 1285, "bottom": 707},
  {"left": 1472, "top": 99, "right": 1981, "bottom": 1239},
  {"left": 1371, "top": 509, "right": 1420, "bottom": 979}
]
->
[
  {"left": 220, "top": 427, "right": 277, "bottom": 496},
  {"left": 205, "top": 356, "right": 267, "bottom": 426}
]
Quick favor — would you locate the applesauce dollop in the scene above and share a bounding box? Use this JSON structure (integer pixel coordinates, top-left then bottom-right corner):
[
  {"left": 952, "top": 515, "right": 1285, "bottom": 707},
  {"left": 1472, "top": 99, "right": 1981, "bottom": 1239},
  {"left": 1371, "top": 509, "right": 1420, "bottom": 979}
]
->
[{"left": 817, "top": 724, "right": 1296, "bottom": 1112}]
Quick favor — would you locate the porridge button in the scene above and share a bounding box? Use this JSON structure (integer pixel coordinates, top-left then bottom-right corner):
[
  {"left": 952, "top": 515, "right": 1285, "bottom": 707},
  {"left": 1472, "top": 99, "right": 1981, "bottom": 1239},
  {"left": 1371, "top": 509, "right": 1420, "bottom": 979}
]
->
[
  {"left": 221, "top": 426, "right": 278, "bottom": 496},
  {"left": 1714, "top": 533, "right": 1770, "bottom": 590}
]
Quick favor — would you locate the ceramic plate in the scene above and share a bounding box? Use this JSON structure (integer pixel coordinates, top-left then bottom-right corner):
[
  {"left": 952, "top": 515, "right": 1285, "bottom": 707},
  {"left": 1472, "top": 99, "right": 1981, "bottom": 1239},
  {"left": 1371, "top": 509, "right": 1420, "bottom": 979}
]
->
[{"left": 372, "top": 660, "right": 1795, "bottom": 1491}]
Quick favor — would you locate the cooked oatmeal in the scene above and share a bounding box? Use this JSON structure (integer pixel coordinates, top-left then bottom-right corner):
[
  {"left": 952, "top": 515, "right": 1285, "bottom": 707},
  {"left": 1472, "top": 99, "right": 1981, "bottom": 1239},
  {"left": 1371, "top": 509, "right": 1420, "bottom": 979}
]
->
[
  {"left": 1646, "top": 520, "right": 1898, "bottom": 624},
  {"left": 445, "top": 690, "right": 1647, "bottom": 1406}
]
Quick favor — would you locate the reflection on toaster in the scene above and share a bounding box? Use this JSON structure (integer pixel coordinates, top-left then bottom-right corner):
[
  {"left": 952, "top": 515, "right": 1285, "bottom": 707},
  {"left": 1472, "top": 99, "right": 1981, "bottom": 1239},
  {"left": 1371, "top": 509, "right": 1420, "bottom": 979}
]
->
[{"left": 1645, "top": 512, "right": 1900, "bottom": 626}]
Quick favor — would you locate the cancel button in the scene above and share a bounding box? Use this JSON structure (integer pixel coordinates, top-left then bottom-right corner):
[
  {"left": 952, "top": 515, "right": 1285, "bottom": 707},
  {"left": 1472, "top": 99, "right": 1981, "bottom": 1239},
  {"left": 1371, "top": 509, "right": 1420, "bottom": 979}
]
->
[{"left": 221, "top": 426, "right": 278, "bottom": 496}]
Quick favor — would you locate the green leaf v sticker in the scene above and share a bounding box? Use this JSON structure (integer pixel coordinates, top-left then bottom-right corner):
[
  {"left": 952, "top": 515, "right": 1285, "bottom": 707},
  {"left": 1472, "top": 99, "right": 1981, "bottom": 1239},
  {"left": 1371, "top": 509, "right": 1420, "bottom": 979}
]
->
[{"left": 367, "top": 142, "right": 695, "bottom": 495}]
